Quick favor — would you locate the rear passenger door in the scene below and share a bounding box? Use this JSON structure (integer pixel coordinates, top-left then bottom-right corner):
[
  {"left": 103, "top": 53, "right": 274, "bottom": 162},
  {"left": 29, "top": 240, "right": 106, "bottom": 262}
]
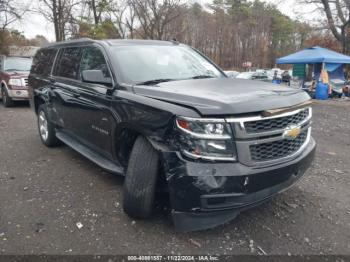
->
[
  {"left": 51, "top": 47, "right": 82, "bottom": 131},
  {"left": 29, "top": 48, "right": 58, "bottom": 121}
]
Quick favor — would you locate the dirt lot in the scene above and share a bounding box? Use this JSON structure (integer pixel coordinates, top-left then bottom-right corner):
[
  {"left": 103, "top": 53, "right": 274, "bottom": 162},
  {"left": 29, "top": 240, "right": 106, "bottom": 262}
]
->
[{"left": 0, "top": 100, "right": 349, "bottom": 255}]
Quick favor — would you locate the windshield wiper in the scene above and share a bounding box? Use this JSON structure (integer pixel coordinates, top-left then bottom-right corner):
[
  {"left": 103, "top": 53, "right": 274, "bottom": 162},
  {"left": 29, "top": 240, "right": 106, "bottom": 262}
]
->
[
  {"left": 136, "top": 78, "right": 176, "bottom": 86},
  {"left": 136, "top": 75, "right": 215, "bottom": 86},
  {"left": 5, "top": 69, "right": 20, "bottom": 71},
  {"left": 190, "top": 75, "right": 215, "bottom": 79}
]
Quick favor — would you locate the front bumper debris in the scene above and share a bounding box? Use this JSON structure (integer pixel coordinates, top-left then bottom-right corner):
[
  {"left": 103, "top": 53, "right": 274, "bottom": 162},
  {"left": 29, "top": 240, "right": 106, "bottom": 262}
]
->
[{"left": 162, "top": 137, "right": 316, "bottom": 231}]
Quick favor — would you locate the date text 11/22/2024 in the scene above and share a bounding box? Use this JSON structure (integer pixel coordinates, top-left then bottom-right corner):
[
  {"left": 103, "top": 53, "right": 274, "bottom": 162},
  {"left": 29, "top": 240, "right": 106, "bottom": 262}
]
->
[{"left": 127, "top": 255, "right": 219, "bottom": 261}]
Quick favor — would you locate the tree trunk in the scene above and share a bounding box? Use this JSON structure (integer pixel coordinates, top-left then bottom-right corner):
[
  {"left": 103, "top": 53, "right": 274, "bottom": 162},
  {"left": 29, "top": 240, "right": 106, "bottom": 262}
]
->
[
  {"left": 342, "top": 21, "right": 350, "bottom": 55},
  {"left": 52, "top": 0, "right": 60, "bottom": 41},
  {"left": 320, "top": 0, "right": 350, "bottom": 54},
  {"left": 91, "top": 0, "right": 99, "bottom": 25}
]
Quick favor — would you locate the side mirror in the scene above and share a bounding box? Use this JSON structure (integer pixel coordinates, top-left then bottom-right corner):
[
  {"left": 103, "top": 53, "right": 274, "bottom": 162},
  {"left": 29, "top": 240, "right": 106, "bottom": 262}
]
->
[{"left": 82, "top": 70, "right": 112, "bottom": 86}]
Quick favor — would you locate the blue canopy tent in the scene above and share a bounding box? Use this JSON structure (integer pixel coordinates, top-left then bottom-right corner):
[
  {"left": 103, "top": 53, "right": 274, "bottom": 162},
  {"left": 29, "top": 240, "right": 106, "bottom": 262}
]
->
[
  {"left": 277, "top": 46, "right": 350, "bottom": 80},
  {"left": 276, "top": 46, "right": 350, "bottom": 99},
  {"left": 276, "top": 46, "right": 350, "bottom": 65}
]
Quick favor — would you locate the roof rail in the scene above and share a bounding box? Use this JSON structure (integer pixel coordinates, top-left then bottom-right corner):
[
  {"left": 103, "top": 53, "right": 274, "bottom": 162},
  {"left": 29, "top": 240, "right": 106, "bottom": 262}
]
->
[
  {"left": 56, "top": 37, "right": 93, "bottom": 44},
  {"left": 44, "top": 38, "right": 95, "bottom": 47}
]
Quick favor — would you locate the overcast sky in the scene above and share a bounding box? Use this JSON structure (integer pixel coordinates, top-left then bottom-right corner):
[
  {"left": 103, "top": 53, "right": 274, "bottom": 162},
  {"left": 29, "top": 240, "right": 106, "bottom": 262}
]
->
[{"left": 14, "top": 0, "right": 319, "bottom": 42}]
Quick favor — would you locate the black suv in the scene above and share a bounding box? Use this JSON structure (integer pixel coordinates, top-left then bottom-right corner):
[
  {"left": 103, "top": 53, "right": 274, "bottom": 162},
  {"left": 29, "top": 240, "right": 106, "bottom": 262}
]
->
[{"left": 29, "top": 39, "right": 316, "bottom": 231}]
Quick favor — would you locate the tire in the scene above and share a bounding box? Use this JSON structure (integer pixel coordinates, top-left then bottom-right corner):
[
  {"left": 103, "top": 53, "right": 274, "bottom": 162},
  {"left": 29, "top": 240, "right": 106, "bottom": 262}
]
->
[
  {"left": 37, "top": 104, "right": 60, "bottom": 147},
  {"left": 123, "top": 136, "right": 159, "bottom": 219},
  {"left": 1, "top": 87, "right": 14, "bottom": 107}
]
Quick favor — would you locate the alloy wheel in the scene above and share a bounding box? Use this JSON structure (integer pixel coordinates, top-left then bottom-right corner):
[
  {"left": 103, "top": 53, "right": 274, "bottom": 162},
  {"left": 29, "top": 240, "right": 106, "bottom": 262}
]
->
[{"left": 39, "top": 110, "right": 49, "bottom": 141}]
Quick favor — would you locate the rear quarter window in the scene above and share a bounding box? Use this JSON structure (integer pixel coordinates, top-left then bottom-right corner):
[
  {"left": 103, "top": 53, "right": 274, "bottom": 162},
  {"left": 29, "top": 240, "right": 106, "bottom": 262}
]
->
[{"left": 31, "top": 48, "right": 57, "bottom": 76}]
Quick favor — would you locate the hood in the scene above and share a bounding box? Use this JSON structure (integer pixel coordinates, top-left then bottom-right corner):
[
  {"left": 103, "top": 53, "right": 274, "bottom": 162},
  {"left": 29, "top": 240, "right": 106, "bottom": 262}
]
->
[{"left": 133, "top": 78, "right": 311, "bottom": 115}]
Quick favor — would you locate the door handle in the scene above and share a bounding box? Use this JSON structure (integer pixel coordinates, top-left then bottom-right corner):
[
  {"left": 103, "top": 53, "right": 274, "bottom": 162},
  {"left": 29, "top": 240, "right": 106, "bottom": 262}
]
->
[{"left": 72, "top": 92, "right": 80, "bottom": 98}]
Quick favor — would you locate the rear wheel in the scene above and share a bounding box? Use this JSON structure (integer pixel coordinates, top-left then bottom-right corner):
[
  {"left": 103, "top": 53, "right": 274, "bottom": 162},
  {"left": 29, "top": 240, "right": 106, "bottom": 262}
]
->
[
  {"left": 123, "top": 136, "right": 159, "bottom": 219},
  {"left": 37, "top": 104, "right": 60, "bottom": 147},
  {"left": 1, "top": 87, "right": 14, "bottom": 107}
]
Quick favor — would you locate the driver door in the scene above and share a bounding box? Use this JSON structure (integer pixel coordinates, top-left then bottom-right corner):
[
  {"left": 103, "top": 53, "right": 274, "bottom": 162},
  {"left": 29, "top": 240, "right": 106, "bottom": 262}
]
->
[{"left": 71, "top": 45, "right": 116, "bottom": 159}]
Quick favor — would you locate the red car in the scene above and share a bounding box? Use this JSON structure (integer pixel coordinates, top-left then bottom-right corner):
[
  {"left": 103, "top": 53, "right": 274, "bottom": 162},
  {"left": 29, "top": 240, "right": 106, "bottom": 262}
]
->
[{"left": 0, "top": 56, "right": 32, "bottom": 107}]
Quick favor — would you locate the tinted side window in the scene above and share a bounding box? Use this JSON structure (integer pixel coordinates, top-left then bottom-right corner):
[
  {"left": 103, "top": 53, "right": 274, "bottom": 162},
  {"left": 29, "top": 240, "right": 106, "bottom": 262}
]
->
[
  {"left": 31, "top": 48, "right": 57, "bottom": 76},
  {"left": 80, "top": 46, "right": 110, "bottom": 78},
  {"left": 55, "top": 47, "right": 81, "bottom": 79}
]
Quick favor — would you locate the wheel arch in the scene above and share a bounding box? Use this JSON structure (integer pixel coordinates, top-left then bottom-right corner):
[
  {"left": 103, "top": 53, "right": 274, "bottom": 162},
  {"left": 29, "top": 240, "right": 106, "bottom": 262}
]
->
[
  {"left": 33, "top": 95, "right": 46, "bottom": 114},
  {"left": 114, "top": 126, "right": 170, "bottom": 189},
  {"left": 114, "top": 127, "right": 159, "bottom": 163},
  {"left": 118, "top": 128, "right": 170, "bottom": 214},
  {"left": 1, "top": 80, "right": 8, "bottom": 92},
  {"left": 114, "top": 127, "right": 140, "bottom": 168}
]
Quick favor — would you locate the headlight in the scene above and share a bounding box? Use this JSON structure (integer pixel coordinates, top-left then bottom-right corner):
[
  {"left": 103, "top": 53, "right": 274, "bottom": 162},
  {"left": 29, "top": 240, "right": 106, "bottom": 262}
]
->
[
  {"left": 8, "top": 78, "right": 23, "bottom": 87},
  {"left": 176, "top": 117, "right": 237, "bottom": 161}
]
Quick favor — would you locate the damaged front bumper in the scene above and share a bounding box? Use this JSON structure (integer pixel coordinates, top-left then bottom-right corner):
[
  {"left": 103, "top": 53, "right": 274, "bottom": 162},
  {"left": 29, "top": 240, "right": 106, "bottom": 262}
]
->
[{"left": 162, "top": 137, "right": 316, "bottom": 231}]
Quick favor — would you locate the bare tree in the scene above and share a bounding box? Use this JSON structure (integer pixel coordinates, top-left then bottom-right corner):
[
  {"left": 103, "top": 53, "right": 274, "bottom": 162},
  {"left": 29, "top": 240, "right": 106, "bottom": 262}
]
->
[
  {"left": 128, "top": 0, "right": 183, "bottom": 39},
  {"left": 302, "top": 0, "right": 350, "bottom": 54},
  {"left": 163, "top": 1, "right": 310, "bottom": 69},
  {"left": 108, "top": 0, "right": 137, "bottom": 38},
  {"left": 38, "top": 0, "right": 79, "bottom": 41},
  {"left": 85, "top": 0, "right": 113, "bottom": 25},
  {"left": 0, "top": 0, "right": 29, "bottom": 29},
  {"left": 33, "top": 0, "right": 312, "bottom": 70}
]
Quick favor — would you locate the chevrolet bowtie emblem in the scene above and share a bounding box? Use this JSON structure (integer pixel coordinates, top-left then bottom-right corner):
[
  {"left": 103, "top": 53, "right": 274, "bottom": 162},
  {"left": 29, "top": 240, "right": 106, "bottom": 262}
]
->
[{"left": 283, "top": 126, "right": 301, "bottom": 140}]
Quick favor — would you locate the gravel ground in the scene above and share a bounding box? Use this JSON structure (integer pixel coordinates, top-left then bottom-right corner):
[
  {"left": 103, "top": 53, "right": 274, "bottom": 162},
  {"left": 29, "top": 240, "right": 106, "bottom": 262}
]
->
[{"left": 0, "top": 100, "right": 349, "bottom": 255}]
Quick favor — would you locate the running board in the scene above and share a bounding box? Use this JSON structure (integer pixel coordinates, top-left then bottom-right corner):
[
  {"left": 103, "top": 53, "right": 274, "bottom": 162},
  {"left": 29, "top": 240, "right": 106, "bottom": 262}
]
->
[{"left": 56, "top": 130, "right": 124, "bottom": 175}]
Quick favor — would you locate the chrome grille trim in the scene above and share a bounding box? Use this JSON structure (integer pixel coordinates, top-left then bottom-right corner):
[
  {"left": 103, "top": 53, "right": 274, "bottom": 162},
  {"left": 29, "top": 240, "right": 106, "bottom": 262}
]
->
[
  {"left": 245, "top": 109, "right": 309, "bottom": 133},
  {"left": 226, "top": 107, "right": 312, "bottom": 139},
  {"left": 21, "top": 78, "right": 29, "bottom": 88},
  {"left": 226, "top": 107, "right": 312, "bottom": 167}
]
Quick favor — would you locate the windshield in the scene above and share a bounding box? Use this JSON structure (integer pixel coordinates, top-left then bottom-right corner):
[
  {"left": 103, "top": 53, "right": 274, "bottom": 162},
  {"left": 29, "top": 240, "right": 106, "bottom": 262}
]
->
[
  {"left": 4, "top": 57, "right": 32, "bottom": 71},
  {"left": 110, "top": 45, "right": 224, "bottom": 84}
]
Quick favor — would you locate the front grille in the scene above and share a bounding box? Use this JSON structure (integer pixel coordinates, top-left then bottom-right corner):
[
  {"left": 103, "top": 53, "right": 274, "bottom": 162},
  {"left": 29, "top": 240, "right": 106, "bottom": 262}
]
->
[
  {"left": 250, "top": 130, "right": 308, "bottom": 162},
  {"left": 24, "top": 78, "right": 28, "bottom": 87},
  {"left": 227, "top": 107, "right": 312, "bottom": 166},
  {"left": 245, "top": 108, "right": 309, "bottom": 133}
]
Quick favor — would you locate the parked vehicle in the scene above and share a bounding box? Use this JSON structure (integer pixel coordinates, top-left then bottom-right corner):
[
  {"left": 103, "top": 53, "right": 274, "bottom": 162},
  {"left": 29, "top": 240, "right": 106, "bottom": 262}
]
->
[
  {"left": 224, "top": 70, "right": 240, "bottom": 78},
  {"left": 29, "top": 39, "right": 316, "bottom": 231},
  {"left": 271, "top": 67, "right": 283, "bottom": 76},
  {"left": 236, "top": 71, "right": 272, "bottom": 82},
  {"left": 236, "top": 72, "right": 255, "bottom": 80},
  {"left": 0, "top": 56, "right": 32, "bottom": 107},
  {"left": 329, "top": 79, "right": 345, "bottom": 98}
]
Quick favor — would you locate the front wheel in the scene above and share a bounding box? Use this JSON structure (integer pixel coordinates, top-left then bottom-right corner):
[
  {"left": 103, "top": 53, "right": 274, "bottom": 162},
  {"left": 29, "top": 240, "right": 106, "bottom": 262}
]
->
[
  {"left": 37, "top": 104, "right": 60, "bottom": 147},
  {"left": 123, "top": 136, "right": 159, "bottom": 219}
]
